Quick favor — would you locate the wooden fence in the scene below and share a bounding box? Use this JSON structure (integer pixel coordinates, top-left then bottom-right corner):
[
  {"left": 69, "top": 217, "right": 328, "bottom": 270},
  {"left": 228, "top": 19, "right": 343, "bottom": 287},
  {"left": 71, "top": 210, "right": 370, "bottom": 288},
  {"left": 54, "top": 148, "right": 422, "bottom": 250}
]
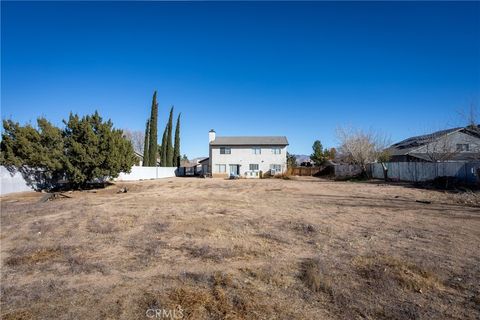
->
[{"left": 288, "top": 167, "right": 321, "bottom": 176}]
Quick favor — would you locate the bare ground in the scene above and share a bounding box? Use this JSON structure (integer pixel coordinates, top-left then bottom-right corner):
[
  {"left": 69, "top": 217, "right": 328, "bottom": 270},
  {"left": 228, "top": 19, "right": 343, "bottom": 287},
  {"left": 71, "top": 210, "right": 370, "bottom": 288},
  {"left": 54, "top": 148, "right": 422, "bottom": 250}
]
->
[{"left": 1, "top": 177, "right": 479, "bottom": 319}]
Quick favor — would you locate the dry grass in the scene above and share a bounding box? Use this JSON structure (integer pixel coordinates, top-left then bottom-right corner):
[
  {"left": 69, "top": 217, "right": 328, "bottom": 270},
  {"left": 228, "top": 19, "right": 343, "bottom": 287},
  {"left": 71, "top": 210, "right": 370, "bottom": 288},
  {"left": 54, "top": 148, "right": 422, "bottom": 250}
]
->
[{"left": 1, "top": 177, "right": 479, "bottom": 319}]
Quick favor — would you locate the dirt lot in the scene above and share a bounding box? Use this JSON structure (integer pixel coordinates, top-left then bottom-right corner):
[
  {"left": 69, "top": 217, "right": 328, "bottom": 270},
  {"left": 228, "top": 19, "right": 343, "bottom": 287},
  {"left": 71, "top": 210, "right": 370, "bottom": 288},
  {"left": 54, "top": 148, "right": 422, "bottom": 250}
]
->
[{"left": 1, "top": 177, "right": 479, "bottom": 319}]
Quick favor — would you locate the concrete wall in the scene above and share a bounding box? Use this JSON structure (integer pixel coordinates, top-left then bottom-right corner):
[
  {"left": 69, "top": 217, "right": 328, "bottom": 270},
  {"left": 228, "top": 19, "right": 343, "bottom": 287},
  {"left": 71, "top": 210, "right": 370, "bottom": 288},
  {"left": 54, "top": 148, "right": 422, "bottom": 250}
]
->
[
  {"left": 0, "top": 166, "right": 34, "bottom": 195},
  {"left": 209, "top": 145, "right": 287, "bottom": 178},
  {"left": 116, "top": 166, "right": 177, "bottom": 181}
]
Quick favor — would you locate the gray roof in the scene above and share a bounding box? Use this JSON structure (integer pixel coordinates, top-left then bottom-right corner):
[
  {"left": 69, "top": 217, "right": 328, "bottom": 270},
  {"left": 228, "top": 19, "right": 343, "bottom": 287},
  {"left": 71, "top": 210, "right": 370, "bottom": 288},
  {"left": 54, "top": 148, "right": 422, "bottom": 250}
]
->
[
  {"left": 390, "top": 127, "right": 461, "bottom": 153},
  {"left": 387, "top": 125, "right": 480, "bottom": 157},
  {"left": 210, "top": 136, "right": 289, "bottom": 146}
]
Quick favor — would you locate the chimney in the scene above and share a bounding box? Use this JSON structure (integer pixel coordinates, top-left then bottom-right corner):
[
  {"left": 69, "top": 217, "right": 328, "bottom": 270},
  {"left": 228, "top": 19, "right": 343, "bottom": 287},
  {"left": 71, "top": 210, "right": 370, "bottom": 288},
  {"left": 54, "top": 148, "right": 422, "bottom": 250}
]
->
[{"left": 209, "top": 129, "right": 216, "bottom": 143}]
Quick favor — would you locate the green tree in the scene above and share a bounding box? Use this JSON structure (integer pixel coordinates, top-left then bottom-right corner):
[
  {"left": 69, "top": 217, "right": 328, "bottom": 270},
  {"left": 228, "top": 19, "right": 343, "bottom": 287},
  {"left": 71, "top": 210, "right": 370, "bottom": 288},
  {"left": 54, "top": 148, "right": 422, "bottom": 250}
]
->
[
  {"left": 142, "top": 119, "right": 150, "bottom": 166},
  {"left": 160, "top": 125, "right": 167, "bottom": 166},
  {"left": 287, "top": 152, "right": 297, "bottom": 168},
  {"left": 166, "top": 106, "right": 174, "bottom": 166},
  {"left": 310, "top": 140, "right": 329, "bottom": 166},
  {"left": 173, "top": 113, "right": 181, "bottom": 167},
  {"left": 63, "top": 112, "right": 136, "bottom": 187},
  {"left": 148, "top": 91, "right": 158, "bottom": 166},
  {"left": 1, "top": 118, "right": 66, "bottom": 189},
  {"left": 1, "top": 112, "right": 136, "bottom": 190}
]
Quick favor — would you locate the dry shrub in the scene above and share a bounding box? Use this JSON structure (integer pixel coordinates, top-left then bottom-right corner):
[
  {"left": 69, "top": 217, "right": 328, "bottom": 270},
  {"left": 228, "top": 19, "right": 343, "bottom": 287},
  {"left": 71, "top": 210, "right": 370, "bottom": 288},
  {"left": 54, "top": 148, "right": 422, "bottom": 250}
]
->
[
  {"left": 66, "top": 254, "right": 107, "bottom": 274},
  {"left": 354, "top": 255, "right": 441, "bottom": 292},
  {"left": 5, "top": 246, "right": 62, "bottom": 267},
  {"left": 297, "top": 256, "right": 435, "bottom": 319},
  {"left": 299, "top": 258, "right": 333, "bottom": 295},
  {"left": 240, "top": 265, "right": 286, "bottom": 287},
  {"left": 180, "top": 271, "right": 211, "bottom": 284},
  {"left": 445, "top": 190, "right": 480, "bottom": 207},
  {"left": 132, "top": 271, "right": 297, "bottom": 320},
  {"left": 187, "top": 244, "right": 248, "bottom": 262},
  {"left": 292, "top": 222, "right": 318, "bottom": 235},
  {"left": 86, "top": 216, "right": 117, "bottom": 234},
  {"left": 256, "top": 231, "right": 289, "bottom": 244},
  {"left": 1, "top": 309, "right": 34, "bottom": 320},
  {"left": 125, "top": 233, "right": 167, "bottom": 266},
  {"left": 4, "top": 244, "right": 105, "bottom": 275},
  {"left": 29, "top": 219, "right": 53, "bottom": 234},
  {"left": 147, "top": 222, "right": 170, "bottom": 232}
]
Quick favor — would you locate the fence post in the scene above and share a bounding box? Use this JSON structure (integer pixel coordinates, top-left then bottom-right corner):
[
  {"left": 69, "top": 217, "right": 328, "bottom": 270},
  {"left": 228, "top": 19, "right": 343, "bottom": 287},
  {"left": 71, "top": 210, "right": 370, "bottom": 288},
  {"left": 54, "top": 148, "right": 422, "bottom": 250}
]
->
[{"left": 414, "top": 161, "right": 417, "bottom": 182}]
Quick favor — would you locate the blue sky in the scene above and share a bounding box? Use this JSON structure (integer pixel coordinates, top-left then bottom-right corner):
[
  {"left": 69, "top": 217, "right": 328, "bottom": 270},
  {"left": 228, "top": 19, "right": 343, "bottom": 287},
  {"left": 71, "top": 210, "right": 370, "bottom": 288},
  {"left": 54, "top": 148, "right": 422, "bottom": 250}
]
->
[{"left": 2, "top": 1, "right": 479, "bottom": 158}]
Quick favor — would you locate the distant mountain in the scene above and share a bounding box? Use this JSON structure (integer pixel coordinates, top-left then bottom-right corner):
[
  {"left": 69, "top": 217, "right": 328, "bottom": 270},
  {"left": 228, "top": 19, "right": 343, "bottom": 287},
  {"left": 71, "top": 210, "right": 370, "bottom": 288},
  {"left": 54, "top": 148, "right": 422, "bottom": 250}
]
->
[{"left": 293, "top": 154, "right": 312, "bottom": 164}]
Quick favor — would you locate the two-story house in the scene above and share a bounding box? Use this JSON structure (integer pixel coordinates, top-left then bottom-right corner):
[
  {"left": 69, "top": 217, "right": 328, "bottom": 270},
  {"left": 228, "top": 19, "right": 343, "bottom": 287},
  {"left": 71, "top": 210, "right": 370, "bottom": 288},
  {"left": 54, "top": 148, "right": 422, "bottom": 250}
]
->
[{"left": 207, "top": 130, "right": 288, "bottom": 178}]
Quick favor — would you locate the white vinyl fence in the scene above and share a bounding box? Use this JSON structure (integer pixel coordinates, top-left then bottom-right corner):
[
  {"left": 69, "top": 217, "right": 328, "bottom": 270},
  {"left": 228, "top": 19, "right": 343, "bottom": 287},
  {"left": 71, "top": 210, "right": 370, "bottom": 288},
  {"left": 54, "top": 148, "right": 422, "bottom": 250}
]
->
[
  {"left": 0, "top": 166, "right": 178, "bottom": 195},
  {"left": 0, "top": 166, "right": 34, "bottom": 195},
  {"left": 369, "top": 161, "right": 480, "bottom": 184},
  {"left": 115, "top": 166, "right": 177, "bottom": 181}
]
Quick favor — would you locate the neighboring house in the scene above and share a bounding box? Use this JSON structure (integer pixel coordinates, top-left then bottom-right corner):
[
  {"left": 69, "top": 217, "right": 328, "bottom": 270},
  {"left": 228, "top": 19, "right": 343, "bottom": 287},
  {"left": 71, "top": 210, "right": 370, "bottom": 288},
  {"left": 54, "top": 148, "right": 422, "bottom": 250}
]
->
[
  {"left": 134, "top": 151, "right": 161, "bottom": 166},
  {"left": 207, "top": 130, "right": 288, "bottom": 178},
  {"left": 181, "top": 157, "right": 209, "bottom": 176},
  {"left": 134, "top": 151, "right": 144, "bottom": 166},
  {"left": 388, "top": 125, "right": 480, "bottom": 162}
]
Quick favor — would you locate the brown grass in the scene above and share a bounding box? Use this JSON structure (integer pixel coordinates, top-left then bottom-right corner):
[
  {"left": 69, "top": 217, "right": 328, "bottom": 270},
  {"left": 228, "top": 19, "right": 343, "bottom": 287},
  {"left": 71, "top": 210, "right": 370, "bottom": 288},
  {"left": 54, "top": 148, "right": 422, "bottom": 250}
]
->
[{"left": 1, "top": 177, "right": 479, "bottom": 319}]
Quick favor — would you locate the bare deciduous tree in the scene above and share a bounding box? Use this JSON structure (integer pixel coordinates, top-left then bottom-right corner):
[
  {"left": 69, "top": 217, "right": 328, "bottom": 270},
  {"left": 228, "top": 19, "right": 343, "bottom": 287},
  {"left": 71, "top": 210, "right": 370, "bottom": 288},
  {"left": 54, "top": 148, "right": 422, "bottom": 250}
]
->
[
  {"left": 422, "top": 132, "right": 459, "bottom": 162},
  {"left": 123, "top": 129, "right": 145, "bottom": 154},
  {"left": 336, "top": 126, "right": 391, "bottom": 179}
]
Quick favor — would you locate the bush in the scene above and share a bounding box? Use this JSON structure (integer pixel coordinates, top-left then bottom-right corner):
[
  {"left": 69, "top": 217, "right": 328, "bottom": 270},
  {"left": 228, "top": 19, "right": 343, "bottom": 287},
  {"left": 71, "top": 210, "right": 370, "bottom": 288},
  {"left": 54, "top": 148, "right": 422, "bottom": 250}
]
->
[{"left": 1, "top": 111, "right": 137, "bottom": 190}]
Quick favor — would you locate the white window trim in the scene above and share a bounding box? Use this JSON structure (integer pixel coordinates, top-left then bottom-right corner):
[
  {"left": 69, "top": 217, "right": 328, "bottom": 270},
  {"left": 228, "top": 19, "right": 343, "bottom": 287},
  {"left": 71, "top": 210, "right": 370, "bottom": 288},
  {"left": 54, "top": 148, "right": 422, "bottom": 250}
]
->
[
  {"left": 249, "top": 164, "right": 259, "bottom": 171},
  {"left": 216, "top": 164, "right": 226, "bottom": 173},
  {"left": 220, "top": 147, "right": 231, "bottom": 154}
]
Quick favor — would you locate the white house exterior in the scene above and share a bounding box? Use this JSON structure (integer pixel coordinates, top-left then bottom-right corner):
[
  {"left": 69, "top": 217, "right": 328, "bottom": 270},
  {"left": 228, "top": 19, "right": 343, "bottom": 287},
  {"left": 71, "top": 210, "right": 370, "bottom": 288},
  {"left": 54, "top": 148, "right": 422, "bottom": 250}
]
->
[{"left": 207, "top": 130, "right": 288, "bottom": 178}]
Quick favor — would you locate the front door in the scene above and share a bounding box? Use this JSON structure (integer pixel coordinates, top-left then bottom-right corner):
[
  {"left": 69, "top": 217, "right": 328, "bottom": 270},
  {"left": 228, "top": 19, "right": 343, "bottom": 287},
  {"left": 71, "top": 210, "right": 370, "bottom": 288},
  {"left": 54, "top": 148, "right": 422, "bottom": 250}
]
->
[{"left": 229, "top": 164, "right": 239, "bottom": 176}]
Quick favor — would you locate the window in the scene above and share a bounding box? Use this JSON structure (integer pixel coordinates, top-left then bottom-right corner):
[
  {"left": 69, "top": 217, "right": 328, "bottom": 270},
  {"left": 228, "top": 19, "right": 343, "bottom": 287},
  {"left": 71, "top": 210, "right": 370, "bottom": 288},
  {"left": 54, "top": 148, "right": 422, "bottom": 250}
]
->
[
  {"left": 220, "top": 147, "right": 231, "bottom": 154},
  {"left": 252, "top": 147, "right": 261, "bottom": 155},
  {"left": 216, "top": 164, "right": 226, "bottom": 173},
  {"left": 456, "top": 144, "right": 469, "bottom": 152},
  {"left": 249, "top": 164, "right": 259, "bottom": 171},
  {"left": 270, "top": 164, "right": 282, "bottom": 172},
  {"left": 272, "top": 148, "right": 281, "bottom": 154}
]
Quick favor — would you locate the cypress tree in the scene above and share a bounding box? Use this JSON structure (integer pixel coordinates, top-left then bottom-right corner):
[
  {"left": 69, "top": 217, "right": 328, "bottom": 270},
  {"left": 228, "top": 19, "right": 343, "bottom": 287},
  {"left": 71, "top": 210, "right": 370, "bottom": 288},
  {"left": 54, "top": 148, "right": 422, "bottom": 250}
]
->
[
  {"left": 148, "top": 91, "right": 158, "bottom": 166},
  {"left": 173, "top": 113, "right": 181, "bottom": 167},
  {"left": 166, "top": 106, "right": 174, "bottom": 167},
  {"left": 142, "top": 119, "right": 150, "bottom": 166},
  {"left": 161, "top": 125, "right": 168, "bottom": 166}
]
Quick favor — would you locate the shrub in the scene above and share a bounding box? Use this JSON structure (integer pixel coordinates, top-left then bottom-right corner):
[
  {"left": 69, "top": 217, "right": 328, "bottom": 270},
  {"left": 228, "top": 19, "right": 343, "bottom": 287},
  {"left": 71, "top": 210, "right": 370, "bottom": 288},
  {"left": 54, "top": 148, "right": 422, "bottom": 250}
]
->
[{"left": 1, "top": 111, "right": 137, "bottom": 190}]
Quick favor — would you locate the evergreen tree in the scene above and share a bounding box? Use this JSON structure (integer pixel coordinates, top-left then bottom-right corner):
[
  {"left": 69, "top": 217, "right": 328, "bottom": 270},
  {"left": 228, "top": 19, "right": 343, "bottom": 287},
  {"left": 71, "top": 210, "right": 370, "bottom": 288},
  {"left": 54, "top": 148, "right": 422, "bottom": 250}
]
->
[
  {"left": 1, "top": 118, "right": 66, "bottom": 189},
  {"left": 148, "top": 91, "right": 158, "bottom": 166},
  {"left": 173, "top": 113, "right": 181, "bottom": 167},
  {"left": 166, "top": 106, "right": 174, "bottom": 166},
  {"left": 142, "top": 119, "right": 150, "bottom": 166},
  {"left": 1, "top": 112, "right": 136, "bottom": 190},
  {"left": 161, "top": 125, "right": 168, "bottom": 166},
  {"left": 310, "top": 140, "right": 329, "bottom": 166}
]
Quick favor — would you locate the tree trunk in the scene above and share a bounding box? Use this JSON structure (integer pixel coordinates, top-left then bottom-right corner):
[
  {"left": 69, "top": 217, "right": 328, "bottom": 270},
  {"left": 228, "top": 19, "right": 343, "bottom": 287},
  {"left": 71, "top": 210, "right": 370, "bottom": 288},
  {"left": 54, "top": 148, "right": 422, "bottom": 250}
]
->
[{"left": 381, "top": 163, "right": 389, "bottom": 182}]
